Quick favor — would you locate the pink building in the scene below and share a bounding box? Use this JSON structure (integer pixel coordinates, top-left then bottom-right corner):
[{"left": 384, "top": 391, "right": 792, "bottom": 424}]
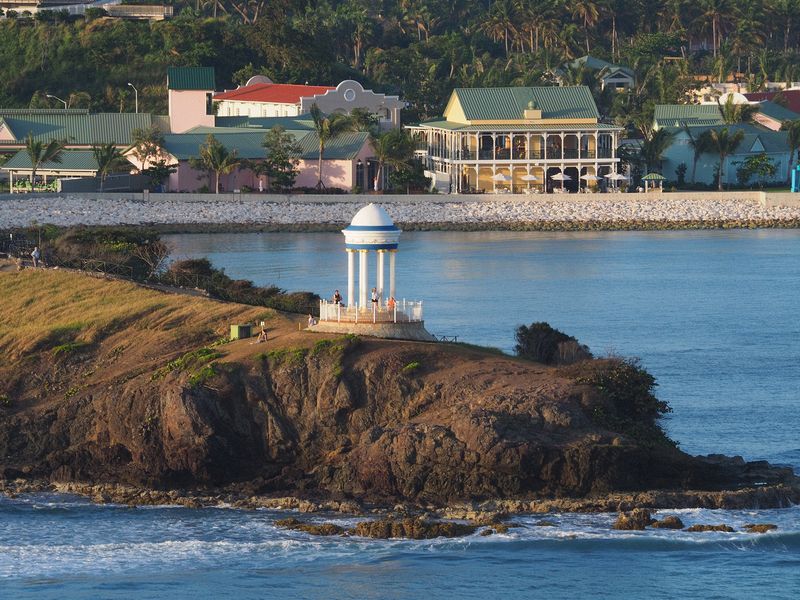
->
[
  {"left": 167, "top": 67, "right": 216, "bottom": 133},
  {"left": 126, "top": 127, "right": 376, "bottom": 192}
]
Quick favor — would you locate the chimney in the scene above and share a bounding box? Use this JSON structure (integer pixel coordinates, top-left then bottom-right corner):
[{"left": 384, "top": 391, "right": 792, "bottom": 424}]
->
[{"left": 523, "top": 100, "right": 542, "bottom": 120}]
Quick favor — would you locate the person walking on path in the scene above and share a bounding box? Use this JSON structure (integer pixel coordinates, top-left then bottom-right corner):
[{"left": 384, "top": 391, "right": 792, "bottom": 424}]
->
[{"left": 30, "top": 246, "right": 41, "bottom": 268}]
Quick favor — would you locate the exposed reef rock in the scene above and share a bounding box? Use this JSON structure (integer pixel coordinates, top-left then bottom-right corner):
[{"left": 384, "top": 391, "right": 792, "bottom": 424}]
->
[{"left": 0, "top": 270, "right": 798, "bottom": 511}]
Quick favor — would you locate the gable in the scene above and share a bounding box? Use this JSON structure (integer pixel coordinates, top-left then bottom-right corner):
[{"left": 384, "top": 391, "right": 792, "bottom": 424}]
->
[
  {"left": 750, "top": 137, "right": 765, "bottom": 152},
  {"left": 450, "top": 86, "right": 599, "bottom": 122}
]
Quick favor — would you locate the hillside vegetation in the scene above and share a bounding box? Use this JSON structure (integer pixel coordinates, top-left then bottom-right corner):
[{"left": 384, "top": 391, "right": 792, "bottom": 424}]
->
[{"left": 1, "top": 1, "right": 799, "bottom": 128}]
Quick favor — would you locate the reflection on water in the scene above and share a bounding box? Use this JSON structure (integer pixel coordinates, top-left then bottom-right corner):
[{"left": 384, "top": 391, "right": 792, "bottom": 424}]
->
[{"left": 163, "top": 229, "right": 800, "bottom": 464}]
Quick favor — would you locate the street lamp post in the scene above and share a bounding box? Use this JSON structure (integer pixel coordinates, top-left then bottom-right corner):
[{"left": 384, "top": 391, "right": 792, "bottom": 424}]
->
[
  {"left": 46, "top": 94, "right": 67, "bottom": 109},
  {"left": 127, "top": 83, "right": 138, "bottom": 114}
]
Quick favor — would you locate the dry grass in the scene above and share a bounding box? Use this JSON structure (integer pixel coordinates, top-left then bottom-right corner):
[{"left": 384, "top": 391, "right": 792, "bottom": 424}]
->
[{"left": 0, "top": 270, "right": 275, "bottom": 357}]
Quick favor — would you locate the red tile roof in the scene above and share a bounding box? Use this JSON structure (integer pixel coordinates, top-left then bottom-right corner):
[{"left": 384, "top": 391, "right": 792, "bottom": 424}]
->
[
  {"left": 213, "top": 83, "right": 335, "bottom": 104},
  {"left": 744, "top": 90, "right": 800, "bottom": 115}
]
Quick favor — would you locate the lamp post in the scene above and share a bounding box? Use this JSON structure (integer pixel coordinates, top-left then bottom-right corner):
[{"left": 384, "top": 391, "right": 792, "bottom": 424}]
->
[
  {"left": 46, "top": 94, "right": 67, "bottom": 109},
  {"left": 127, "top": 82, "right": 138, "bottom": 113}
]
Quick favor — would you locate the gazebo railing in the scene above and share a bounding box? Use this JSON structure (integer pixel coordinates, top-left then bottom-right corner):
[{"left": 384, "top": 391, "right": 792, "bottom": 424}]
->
[{"left": 319, "top": 299, "right": 423, "bottom": 324}]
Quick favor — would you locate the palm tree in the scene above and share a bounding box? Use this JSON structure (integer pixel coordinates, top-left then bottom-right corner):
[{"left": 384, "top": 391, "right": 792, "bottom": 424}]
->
[
  {"left": 371, "top": 128, "right": 415, "bottom": 191},
  {"left": 571, "top": 0, "right": 600, "bottom": 54},
  {"left": 481, "top": 0, "right": 518, "bottom": 57},
  {"left": 707, "top": 127, "right": 745, "bottom": 190},
  {"left": 25, "top": 133, "right": 65, "bottom": 190},
  {"left": 91, "top": 143, "right": 128, "bottom": 192},
  {"left": 696, "top": 0, "right": 733, "bottom": 58},
  {"left": 640, "top": 128, "right": 675, "bottom": 174},
  {"left": 309, "top": 103, "right": 357, "bottom": 189},
  {"left": 684, "top": 126, "right": 714, "bottom": 185},
  {"left": 781, "top": 119, "right": 800, "bottom": 182},
  {"left": 718, "top": 95, "right": 759, "bottom": 124},
  {"left": 188, "top": 134, "right": 241, "bottom": 194}
]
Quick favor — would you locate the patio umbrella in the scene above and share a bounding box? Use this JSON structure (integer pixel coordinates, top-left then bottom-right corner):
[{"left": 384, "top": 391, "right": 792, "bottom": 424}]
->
[
  {"left": 580, "top": 174, "right": 600, "bottom": 181},
  {"left": 520, "top": 173, "right": 539, "bottom": 189},
  {"left": 550, "top": 172, "right": 571, "bottom": 190},
  {"left": 491, "top": 173, "right": 512, "bottom": 181}
]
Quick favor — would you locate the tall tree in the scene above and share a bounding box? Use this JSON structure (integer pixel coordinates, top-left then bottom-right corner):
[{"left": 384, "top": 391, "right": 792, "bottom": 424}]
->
[
  {"left": 260, "top": 125, "right": 301, "bottom": 192},
  {"left": 571, "top": 0, "right": 600, "bottom": 54},
  {"left": 781, "top": 119, "right": 800, "bottom": 183},
  {"left": 684, "top": 126, "right": 714, "bottom": 184},
  {"left": 309, "top": 103, "right": 357, "bottom": 189},
  {"left": 25, "top": 133, "right": 65, "bottom": 189},
  {"left": 188, "top": 134, "right": 241, "bottom": 194},
  {"left": 91, "top": 143, "right": 128, "bottom": 192},
  {"left": 640, "top": 128, "right": 674, "bottom": 173},
  {"left": 371, "top": 128, "right": 416, "bottom": 191},
  {"left": 707, "top": 127, "right": 745, "bottom": 190},
  {"left": 718, "top": 95, "right": 759, "bottom": 123},
  {"left": 129, "top": 125, "right": 165, "bottom": 172}
]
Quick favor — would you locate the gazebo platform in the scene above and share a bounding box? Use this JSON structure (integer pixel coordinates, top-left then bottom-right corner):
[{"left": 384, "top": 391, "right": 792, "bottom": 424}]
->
[{"left": 308, "top": 319, "right": 437, "bottom": 342}]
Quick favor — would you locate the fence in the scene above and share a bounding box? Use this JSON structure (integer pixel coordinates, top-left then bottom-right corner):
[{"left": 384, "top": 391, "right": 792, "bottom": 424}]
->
[{"left": 319, "top": 299, "right": 423, "bottom": 324}]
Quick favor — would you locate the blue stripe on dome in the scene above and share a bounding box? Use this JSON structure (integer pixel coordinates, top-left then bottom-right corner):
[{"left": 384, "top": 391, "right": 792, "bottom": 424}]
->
[
  {"left": 345, "top": 243, "right": 399, "bottom": 250},
  {"left": 344, "top": 225, "right": 400, "bottom": 231}
]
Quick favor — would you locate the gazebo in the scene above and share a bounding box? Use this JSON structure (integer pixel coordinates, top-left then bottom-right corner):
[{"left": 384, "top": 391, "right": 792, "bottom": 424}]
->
[
  {"left": 642, "top": 172, "right": 666, "bottom": 192},
  {"left": 315, "top": 204, "right": 431, "bottom": 338}
]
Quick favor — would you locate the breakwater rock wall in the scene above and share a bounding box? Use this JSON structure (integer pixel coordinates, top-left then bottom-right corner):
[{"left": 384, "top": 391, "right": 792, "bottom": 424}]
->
[{"left": 2, "top": 192, "right": 800, "bottom": 230}]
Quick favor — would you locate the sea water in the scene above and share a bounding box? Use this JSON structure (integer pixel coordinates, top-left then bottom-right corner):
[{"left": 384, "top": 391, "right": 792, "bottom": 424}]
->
[{"left": 2, "top": 230, "right": 799, "bottom": 599}]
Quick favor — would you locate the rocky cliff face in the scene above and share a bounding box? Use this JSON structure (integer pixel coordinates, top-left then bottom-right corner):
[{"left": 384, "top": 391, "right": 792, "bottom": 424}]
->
[{"left": 1, "top": 321, "right": 795, "bottom": 507}]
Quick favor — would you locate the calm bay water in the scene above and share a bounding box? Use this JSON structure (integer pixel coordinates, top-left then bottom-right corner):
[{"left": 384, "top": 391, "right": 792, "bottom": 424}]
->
[{"left": 2, "top": 229, "right": 799, "bottom": 599}]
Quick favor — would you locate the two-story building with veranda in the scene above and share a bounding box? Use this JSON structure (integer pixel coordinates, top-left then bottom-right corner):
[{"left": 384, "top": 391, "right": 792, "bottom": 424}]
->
[{"left": 411, "top": 86, "right": 623, "bottom": 193}]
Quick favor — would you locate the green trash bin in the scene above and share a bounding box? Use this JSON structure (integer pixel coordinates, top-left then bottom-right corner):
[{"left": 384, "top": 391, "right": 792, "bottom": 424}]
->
[{"left": 230, "top": 324, "right": 253, "bottom": 340}]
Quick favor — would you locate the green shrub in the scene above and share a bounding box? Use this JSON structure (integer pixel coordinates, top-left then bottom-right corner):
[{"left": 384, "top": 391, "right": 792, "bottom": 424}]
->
[
  {"left": 577, "top": 358, "right": 674, "bottom": 447},
  {"left": 402, "top": 361, "right": 421, "bottom": 373},
  {"left": 514, "top": 322, "right": 592, "bottom": 365},
  {"left": 52, "top": 341, "right": 91, "bottom": 355},
  {"left": 152, "top": 347, "right": 221, "bottom": 380},
  {"left": 0, "top": 394, "right": 10, "bottom": 407}
]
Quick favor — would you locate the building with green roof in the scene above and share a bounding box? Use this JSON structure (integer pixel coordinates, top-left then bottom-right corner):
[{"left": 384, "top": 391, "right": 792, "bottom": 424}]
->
[
  {"left": 411, "top": 86, "right": 623, "bottom": 193},
  {"left": 125, "top": 128, "right": 375, "bottom": 192},
  {"left": 659, "top": 122, "right": 792, "bottom": 186}
]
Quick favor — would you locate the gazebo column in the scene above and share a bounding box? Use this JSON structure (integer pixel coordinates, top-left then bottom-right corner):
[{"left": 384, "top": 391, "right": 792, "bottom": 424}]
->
[
  {"left": 358, "top": 249, "right": 369, "bottom": 309},
  {"left": 346, "top": 249, "right": 355, "bottom": 307},
  {"left": 377, "top": 249, "right": 385, "bottom": 301},
  {"left": 389, "top": 250, "right": 397, "bottom": 299}
]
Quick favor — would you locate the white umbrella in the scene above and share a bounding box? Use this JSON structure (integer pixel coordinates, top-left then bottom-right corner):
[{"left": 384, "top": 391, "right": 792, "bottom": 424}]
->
[
  {"left": 580, "top": 174, "right": 600, "bottom": 181},
  {"left": 520, "top": 174, "right": 539, "bottom": 181},
  {"left": 550, "top": 173, "right": 571, "bottom": 181},
  {"left": 491, "top": 173, "right": 512, "bottom": 181},
  {"left": 604, "top": 172, "right": 628, "bottom": 180}
]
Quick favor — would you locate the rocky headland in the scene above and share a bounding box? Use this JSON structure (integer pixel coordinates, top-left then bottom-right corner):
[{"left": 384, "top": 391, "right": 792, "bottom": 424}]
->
[{"left": 0, "top": 268, "right": 797, "bottom": 520}]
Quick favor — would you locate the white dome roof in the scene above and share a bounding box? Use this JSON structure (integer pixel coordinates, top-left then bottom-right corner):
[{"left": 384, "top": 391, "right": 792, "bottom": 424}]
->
[
  {"left": 349, "top": 203, "right": 395, "bottom": 228},
  {"left": 342, "top": 203, "right": 401, "bottom": 249}
]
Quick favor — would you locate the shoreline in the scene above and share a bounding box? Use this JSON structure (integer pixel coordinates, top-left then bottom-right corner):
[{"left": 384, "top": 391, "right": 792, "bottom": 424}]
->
[
  {"left": 3, "top": 193, "right": 800, "bottom": 232},
  {"left": 3, "top": 479, "right": 798, "bottom": 516}
]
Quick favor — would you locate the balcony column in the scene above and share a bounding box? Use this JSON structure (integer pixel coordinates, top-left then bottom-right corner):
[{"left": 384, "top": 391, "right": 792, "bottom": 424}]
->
[
  {"left": 543, "top": 133, "right": 548, "bottom": 161},
  {"left": 578, "top": 134, "right": 582, "bottom": 160},
  {"left": 358, "top": 249, "right": 368, "bottom": 309},
  {"left": 560, "top": 132, "right": 565, "bottom": 161},
  {"left": 594, "top": 131, "right": 599, "bottom": 177},
  {"left": 347, "top": 249, "right": 355, "bottom": 308},
  {"left": 389, "top": 250, "right": 397, "bottom": 300},
  {"left": 377, "top": 249, "right": 385, "bottom": 301}
]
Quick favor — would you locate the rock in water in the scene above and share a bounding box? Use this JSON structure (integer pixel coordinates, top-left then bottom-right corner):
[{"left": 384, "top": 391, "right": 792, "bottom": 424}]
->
[
  {"left": 744, "top": 523, "right": 777, "bottom": 533},
  {"left": 613, "top": 509, "right": 654, "bottom": 530},
  {"left": 651, "top": 515, "right": 685, "bottom": 529},
  {"left": 274, "top": 517, "right": 345, "bottom": 536},
  {"left": 685, "top": 524, "right": 735, "bottom": 533},
  {"left": 352, "top": 518, "right": 477, "bottom": 539}
]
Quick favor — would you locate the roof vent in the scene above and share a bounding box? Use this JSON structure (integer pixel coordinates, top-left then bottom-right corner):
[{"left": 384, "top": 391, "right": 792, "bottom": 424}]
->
[{"left": 524, "top": 100, "right": 542, "bottom": 121}]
